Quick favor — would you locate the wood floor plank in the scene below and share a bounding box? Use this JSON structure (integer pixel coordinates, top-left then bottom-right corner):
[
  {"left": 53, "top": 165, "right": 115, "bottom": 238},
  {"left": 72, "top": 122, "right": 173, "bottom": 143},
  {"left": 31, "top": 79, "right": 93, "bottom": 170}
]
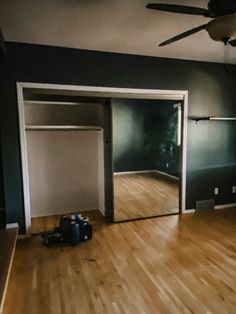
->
[{"left": 3, "top": 207, "right": 236, "bottom": 314}]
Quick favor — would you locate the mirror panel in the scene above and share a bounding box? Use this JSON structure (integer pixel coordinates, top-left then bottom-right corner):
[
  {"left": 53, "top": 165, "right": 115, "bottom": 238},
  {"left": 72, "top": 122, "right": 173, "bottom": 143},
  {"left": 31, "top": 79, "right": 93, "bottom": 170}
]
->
[{"left": 112, "top": 98, "right": 181, "bottom": 222}]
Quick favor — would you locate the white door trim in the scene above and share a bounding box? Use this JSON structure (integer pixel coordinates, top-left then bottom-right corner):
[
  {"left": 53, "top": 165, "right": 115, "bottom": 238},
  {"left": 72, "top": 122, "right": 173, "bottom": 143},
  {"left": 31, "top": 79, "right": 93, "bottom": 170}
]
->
[
  {"left": 17, "top": 82, "right": 189, "bottom": 235},
  {"left": 17, "top": 83, "right": 32, "bottom": 235}
]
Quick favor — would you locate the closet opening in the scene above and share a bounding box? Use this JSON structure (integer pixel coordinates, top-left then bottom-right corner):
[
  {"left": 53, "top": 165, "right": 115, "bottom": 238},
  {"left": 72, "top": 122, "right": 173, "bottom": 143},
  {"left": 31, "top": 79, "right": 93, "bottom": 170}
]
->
[
  {"left": 17, "top": 83, "right": 189, "bottom": 235},
  {"left": 20, "top": 89, "right": 109, "bottom": 234}
]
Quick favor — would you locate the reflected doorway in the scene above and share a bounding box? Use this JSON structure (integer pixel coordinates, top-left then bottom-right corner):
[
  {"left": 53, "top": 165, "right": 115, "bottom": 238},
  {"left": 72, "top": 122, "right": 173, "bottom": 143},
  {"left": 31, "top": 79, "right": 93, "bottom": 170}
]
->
[{"left": 112, "top": 98, "right": 182, "bottom": 222}]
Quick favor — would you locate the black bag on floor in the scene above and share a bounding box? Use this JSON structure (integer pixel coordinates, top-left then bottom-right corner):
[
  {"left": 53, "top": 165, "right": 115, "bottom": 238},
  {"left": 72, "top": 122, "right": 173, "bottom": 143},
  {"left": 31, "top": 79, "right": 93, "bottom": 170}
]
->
[
  {"left": 60, "top": 214, "right": 93, "bottom": 245},
  {"left": 42, "top": 213, "right": 92, "bottom": 245}
]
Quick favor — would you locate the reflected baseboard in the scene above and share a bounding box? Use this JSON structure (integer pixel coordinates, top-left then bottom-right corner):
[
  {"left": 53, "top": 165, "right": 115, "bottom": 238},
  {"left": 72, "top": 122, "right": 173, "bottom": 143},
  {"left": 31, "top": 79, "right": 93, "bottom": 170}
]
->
[{"left": 114, "top": 169, "right": 179, "bottom": 181}]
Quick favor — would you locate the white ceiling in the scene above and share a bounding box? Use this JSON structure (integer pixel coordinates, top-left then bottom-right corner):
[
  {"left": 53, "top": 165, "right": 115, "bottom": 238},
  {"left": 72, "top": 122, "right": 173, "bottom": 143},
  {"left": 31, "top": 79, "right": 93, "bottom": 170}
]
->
[{"left": 1, "top": 0, "right": 236, "bottom": 64}]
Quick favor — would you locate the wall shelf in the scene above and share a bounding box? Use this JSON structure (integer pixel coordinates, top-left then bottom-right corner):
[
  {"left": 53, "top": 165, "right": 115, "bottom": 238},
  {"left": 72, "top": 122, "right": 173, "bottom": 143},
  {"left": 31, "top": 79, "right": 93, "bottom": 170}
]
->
[
  {"left": 190, "top": 116, "right": 236, "bottom": 123},
  {"left": 25, "top": 125, "right": 103, "bottom": 131}
]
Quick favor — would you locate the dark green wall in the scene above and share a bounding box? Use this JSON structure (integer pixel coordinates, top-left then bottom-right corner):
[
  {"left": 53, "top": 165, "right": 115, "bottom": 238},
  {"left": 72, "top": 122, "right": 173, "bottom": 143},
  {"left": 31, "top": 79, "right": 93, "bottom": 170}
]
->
[
  {"left": 0, "top": 125, "right": 6, "bottom": 227},
  {"left": 0, "top": 50, "right": 24, "bottom": 230},
  {"left": 0, "top": 131, "right": 5, "bottom": 208},
  {"left": 1, "top": 41, "right": 236, "bottom": 232},
  {"left": 112, "top": 99, "right": 180, "bottom": 176}
]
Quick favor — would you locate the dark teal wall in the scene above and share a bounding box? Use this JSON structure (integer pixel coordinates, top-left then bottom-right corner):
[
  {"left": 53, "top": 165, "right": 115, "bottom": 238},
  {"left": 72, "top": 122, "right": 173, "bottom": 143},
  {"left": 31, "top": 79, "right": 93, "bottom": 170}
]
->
[
  {"left": 1, "top": 42, "right": 236, "bottom": 232},
  {"left": 0, "top": 125, "right": 6, "bottom": 227},
  {"left": 112, "top": 99, "right": 180, "bottom": 176},
  {"left": 0, "top": 51, "right": 24, "bottom": 231},
  {"left": 0, "top": 126, "right": 5, "bottom": 206}
]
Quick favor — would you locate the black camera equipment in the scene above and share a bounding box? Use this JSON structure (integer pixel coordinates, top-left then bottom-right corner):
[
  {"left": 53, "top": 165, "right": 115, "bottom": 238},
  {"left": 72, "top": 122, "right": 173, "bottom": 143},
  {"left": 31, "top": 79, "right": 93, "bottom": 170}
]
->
[{"left": 41, "top": 213, "right": 92, "bottom": 245}]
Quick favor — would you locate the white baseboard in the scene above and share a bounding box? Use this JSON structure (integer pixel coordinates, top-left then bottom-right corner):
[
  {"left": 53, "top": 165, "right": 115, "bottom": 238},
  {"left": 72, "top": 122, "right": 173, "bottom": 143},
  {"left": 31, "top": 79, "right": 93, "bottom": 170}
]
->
[
  {"left": 188, "top": 203, "right": 236, "bottom": 212},
  {"left": 114, "top": 170, "right": 156, "bottom": 175},
  {"left": 155, "top": 170, "right": 179, "bottom": 181},
  {"left": 215, "top": 203, "right": 236, "bottom": 210},
  {"left": 6, "top": 223, "right": 19, "bottom": 229},
  {"left": 183, "top": 209, "right": 195, "bottom": 214}
]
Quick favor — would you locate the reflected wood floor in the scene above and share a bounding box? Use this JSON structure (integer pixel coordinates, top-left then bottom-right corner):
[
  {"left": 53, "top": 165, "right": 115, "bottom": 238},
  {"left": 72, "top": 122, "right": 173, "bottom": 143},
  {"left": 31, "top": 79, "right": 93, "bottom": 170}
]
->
[
  {"left": 4, "top": 208, "right": 236, "bottom": 314},
  {"left": 114, "top": 172, "right": 179, "bottom": 221}
]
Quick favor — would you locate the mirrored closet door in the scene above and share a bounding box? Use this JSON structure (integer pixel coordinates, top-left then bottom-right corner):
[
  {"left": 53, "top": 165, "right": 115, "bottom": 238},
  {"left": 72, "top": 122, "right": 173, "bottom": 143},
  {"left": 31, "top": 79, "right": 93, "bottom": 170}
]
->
[{"left": 112, "top": 98, "right": 182, "bottom": 222}]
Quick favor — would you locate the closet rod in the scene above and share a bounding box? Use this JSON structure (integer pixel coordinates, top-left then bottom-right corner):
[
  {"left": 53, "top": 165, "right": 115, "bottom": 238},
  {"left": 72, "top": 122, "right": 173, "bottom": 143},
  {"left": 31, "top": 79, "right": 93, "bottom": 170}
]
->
[
  {"left": 24, "top": 100, "right": 97, "bottom": 106},
  {"left": 25, "top": 125, "right": 103, "bottom": 131}
]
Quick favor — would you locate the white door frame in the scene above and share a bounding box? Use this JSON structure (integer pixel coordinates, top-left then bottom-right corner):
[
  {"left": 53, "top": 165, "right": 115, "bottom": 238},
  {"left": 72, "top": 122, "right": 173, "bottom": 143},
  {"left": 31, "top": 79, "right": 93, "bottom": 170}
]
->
[{"left": 17, "top": 82, "right": 192, "bottom": 235}]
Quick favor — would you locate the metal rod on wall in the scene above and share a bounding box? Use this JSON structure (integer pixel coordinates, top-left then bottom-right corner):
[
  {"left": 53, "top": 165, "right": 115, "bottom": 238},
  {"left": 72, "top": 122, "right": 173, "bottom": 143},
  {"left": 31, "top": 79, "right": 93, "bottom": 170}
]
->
[
  {"left": 190, "top": 116, "right": 236, "bottom": 124},
  {"left": 209, "top": 117, "right": 236, "bottom": 121},
  {"left": 25, "top": 125, "right": 103, "bottom": 131}
]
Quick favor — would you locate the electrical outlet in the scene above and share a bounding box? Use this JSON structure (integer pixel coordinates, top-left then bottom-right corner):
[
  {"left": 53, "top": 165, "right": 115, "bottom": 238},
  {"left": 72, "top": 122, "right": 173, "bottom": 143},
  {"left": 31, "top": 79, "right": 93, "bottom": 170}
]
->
[
  {"left": 166, "top": 163, "right": 169, "bottom": 168},
  {"left": 232, "top": 186, "right": 236, "bottom": 194},
  {"left": 214, "top": 187, "right": 219, "bottom": 196}
]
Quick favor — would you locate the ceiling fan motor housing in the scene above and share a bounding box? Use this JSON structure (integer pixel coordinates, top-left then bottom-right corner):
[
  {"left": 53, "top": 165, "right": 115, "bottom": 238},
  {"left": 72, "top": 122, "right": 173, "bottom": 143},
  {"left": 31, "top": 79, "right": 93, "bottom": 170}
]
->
[
  {"left": 208, "top": 0, "right": 236, "bottom": 17},
  {"left": 206, "top": 14, "right": 236, "bottom": 42}
]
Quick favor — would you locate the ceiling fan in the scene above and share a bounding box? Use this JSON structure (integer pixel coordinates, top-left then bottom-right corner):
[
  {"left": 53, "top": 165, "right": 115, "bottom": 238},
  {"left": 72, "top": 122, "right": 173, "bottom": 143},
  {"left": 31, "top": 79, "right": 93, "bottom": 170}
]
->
[{"left": 146, "top": 0, "right": 236, "bottom": 47}]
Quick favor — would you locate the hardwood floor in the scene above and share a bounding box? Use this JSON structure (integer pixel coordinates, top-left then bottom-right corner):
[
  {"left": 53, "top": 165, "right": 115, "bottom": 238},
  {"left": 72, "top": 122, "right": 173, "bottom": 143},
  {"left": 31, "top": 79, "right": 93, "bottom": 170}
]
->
[
  {"left": 4, "top": 207, "right": 236, "bottom": 314},
  {"left": 114, "top": 172, "right": 179, "bottom": 221}
]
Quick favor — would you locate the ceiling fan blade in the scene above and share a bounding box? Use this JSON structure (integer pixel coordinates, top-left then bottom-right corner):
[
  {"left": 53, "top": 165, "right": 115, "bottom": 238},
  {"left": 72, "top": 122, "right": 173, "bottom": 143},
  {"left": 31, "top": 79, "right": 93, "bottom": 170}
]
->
[
  {"left": 146, "top": 3, "right": 208, "bottom": 16},
  {"left": 229, "top": 39, "right": 236, "bottom": 47},
  {"left": 159, "top": 24, "right": 207, "bottom": 47}
]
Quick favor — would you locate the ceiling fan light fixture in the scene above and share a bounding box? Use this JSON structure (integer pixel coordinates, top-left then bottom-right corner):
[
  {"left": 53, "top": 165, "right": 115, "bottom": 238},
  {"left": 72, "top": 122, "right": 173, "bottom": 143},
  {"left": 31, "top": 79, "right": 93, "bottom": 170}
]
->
[
  {"left": 146, "top": 1, "right": 236, "bottom": 47},
  {"left": 206, "top": 14, "right": 236, "bottom": 42}
]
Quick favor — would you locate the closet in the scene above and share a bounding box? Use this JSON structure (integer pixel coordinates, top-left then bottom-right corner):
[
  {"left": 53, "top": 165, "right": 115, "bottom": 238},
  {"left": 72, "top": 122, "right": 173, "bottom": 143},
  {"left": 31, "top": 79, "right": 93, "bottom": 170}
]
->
[{"left": 23, "top": 94, "right": 105, "bottom": 219}]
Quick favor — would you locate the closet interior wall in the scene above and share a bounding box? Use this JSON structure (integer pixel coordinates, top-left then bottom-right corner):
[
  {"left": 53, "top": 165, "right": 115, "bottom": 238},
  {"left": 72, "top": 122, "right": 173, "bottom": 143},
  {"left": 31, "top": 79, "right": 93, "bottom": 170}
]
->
[{"left": 23, "top": 96, "right": 105, "bottom": 218}]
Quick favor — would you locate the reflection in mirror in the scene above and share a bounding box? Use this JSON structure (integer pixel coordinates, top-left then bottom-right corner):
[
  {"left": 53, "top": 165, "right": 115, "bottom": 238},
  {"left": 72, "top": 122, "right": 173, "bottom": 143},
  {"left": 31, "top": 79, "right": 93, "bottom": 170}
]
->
[{"left": 112, "top": 98, "right": 181, "bottom": 222}]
